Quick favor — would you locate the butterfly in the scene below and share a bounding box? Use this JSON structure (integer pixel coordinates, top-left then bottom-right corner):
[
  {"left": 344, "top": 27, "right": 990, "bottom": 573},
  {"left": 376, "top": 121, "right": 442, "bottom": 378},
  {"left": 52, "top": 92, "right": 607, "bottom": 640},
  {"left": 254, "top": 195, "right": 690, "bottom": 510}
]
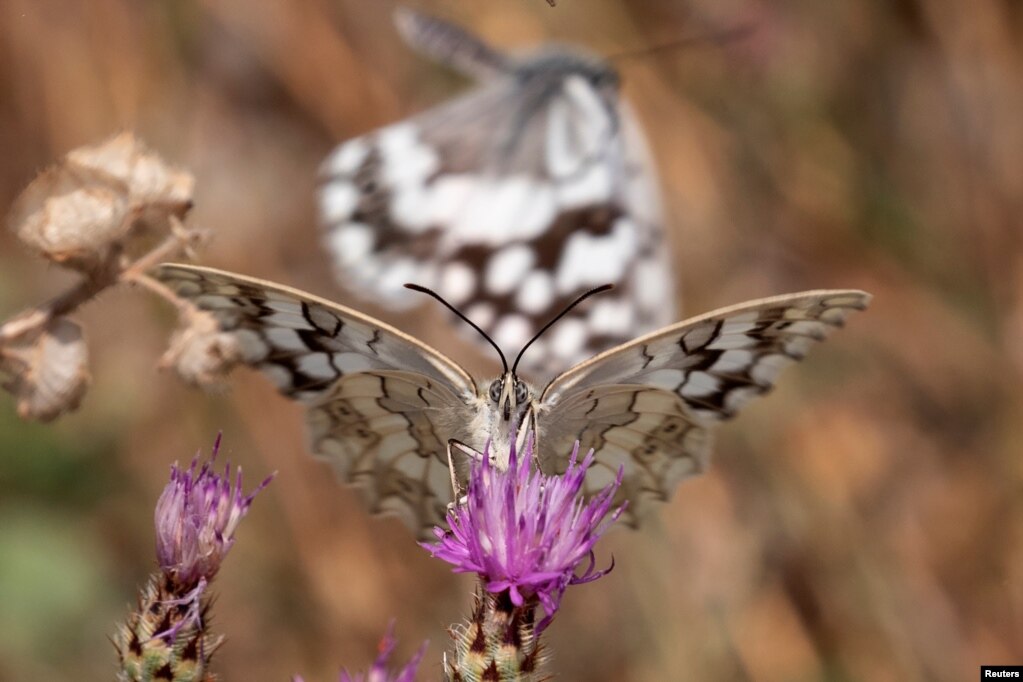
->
[
  {"left": 318, "top": 8, "right": 674, "bottom": 378},
  {"left": 155, "top": 263, "right": 870, "bottom": 537}
]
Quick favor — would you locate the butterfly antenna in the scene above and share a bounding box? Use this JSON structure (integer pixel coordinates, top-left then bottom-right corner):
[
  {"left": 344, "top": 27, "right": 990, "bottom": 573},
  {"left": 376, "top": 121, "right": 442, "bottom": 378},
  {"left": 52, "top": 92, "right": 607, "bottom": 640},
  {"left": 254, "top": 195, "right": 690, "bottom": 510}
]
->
[
  {"left": 512, "top": 284, "right": 613, "bottom": 375},
  {"left": 608, "top": 23, "right": 756, "bottom": 63},
  {"left": 404, "top": 283, "right": 509, "bottom": 374}
]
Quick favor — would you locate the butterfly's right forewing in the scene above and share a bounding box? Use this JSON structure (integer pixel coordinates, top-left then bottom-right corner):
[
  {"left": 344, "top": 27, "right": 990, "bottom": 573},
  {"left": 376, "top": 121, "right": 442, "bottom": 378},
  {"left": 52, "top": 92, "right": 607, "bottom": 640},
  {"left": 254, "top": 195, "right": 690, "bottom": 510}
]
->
[{"left": 538, "top": 290, "right": 871, "bottom": 525}]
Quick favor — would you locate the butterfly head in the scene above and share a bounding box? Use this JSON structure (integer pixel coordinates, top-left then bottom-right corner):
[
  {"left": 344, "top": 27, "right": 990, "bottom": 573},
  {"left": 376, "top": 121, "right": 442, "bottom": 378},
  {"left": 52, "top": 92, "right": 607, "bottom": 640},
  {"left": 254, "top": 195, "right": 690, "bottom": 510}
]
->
[
  {"left": 404, "top": 281, "right": 613, "bottom": 422},
  {"left": 489, "top": 373, "right": 530, "bottom": 422},
  {"left": 517, "top": 49, "right": 621, "bottom": 121},
  {"left": 520, "top": 47, "right": 619, "bottom": 91}
]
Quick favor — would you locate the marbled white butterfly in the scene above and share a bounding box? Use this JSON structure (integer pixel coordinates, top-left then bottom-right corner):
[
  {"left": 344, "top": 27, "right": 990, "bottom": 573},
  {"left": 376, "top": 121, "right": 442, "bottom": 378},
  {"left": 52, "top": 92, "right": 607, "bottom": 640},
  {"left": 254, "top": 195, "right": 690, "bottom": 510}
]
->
[
  {"left": 318, "top": 8, "right": 673, "bottom": 378},
  {"left": 156, "top": 263, "right": 870, "bottom": 537}
]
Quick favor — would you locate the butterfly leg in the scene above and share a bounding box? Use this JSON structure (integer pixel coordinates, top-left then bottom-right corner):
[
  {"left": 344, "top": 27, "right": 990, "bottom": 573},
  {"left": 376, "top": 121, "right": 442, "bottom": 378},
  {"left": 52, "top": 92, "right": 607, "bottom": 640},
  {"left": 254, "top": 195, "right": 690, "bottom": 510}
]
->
[
  {"left": 515, "top": 411, "right": 543, "bottom": 471},
  {"left": 445, "top": 440, "right": 465, "bottom": 503},
  {"left": 446, "top": 439, "right": 484, "bottom": 511}
]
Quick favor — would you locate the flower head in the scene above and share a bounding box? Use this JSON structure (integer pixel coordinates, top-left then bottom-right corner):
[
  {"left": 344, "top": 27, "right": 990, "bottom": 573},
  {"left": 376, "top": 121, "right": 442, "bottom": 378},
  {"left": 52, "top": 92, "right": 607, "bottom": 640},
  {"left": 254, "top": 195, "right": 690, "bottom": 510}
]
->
[
  {"left": 115, "top": 434, "right": 270, "bottom": 673},
  {"left": 423, "top": 438, "right": 624, "bottom": 630},
  {"left": 154, "top": 433, "right": 273, "bottom": 589},
  {"left": 293, "top": 622, "right": 426, "bottom": 682},
  {"left": 344, "top": 621, "right": 425, "bottom": 682}
]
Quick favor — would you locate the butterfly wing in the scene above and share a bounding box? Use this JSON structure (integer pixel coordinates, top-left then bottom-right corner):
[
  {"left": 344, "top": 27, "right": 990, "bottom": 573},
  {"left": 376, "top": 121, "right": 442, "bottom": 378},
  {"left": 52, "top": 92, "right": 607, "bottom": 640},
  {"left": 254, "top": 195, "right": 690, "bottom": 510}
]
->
[
  {"left": 537, "top": 290, "right": 871, "bottom": 525},
  {"left": 318, "top": 11, "right": 674, "bottom": 377},
  {"left": 392, "top": 6, "right": 510, "bottom": 81},
  {"left": 154, "top": 264, "right": 478, "bottom": 535}
]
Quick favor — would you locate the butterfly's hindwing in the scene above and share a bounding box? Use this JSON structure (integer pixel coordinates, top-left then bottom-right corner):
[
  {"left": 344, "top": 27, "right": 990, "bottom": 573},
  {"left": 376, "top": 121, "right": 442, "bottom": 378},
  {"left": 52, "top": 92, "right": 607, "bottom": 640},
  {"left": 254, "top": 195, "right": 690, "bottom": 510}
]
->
[
  {"left": 307, "top": 370, "right": 463, "bottom": 532},
  {"left": 537, "top": 384, "right": 712, "bottom": 526}
]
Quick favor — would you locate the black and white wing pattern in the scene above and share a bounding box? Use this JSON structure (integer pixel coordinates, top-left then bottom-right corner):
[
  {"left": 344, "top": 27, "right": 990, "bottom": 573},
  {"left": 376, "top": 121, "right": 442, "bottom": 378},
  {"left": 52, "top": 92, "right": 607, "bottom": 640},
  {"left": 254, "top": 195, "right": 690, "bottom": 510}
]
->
[
  {"left": 535, "top": 290, "right": 872, "bottom": 525},
  {"left": 156, "top": 266, "right": 870, "bottom": 535},
  {"left": 319, "top": 8, "right": 673, "bottom": 377},
  {"left": 155, "top": 264, "right": 478, "bottom": 535}
]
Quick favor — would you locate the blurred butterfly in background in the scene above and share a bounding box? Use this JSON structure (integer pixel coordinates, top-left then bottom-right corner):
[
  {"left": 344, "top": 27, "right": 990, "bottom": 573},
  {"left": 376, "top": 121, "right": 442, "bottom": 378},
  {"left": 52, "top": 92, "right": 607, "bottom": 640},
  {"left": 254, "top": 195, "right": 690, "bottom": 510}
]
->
[
  {"left": 156, "top": 263, "right": 870, "bottom": 537},
  {"left": 318, "top": 8, "right": 674, "bottom": 378}
]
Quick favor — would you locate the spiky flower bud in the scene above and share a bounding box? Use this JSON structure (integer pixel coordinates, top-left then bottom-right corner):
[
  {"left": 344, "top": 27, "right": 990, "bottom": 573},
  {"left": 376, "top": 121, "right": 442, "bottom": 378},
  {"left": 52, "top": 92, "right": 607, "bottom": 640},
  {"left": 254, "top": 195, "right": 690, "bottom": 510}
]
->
[
  {"left": 0, "top": 316, "right": 90, "bottom": 421},
  {"left": 424, "top": 439, "right": 624, "bottom": 680},
  {"left": 115, "top": 435, "right": 272, "bottom": 682},
  {"left": 155, "top": 434, "right": 273, "bottom": 590}
]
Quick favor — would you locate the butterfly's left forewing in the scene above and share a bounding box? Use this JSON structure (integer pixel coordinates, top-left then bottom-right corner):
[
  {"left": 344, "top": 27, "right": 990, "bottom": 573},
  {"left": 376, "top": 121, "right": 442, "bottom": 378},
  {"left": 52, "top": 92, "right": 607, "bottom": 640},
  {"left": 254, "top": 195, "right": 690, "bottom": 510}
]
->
[
  {"left": 537, "top": 290, "right": 871, "bottom": 525},
  {"left": 155, "top": 264, "right": 478, "bottom": 535}
]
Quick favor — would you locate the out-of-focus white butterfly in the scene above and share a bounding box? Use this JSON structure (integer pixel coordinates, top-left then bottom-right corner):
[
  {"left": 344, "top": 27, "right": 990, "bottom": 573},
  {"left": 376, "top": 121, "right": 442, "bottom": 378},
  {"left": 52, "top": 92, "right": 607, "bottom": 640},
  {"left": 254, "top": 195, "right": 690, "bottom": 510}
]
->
[
  {"left": 156, "top": 263, "right": 870, "bottom": 537},
  {"left": 318, "top": 8, "right": 673, "bottom": 378}
]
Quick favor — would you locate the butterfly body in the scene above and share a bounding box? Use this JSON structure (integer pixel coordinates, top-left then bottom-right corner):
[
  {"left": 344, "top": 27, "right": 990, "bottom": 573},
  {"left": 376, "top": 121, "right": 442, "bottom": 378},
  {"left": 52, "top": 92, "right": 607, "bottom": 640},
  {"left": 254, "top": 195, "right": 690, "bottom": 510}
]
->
[
  {"left": 156, "top": 264, "right": 869, "bottom": 537},
  {"left": 319, "top": 9, "right": 672, "bottom": 376},
  {"left": 449, "top": 375, "right": 528, "bottom": 460}
]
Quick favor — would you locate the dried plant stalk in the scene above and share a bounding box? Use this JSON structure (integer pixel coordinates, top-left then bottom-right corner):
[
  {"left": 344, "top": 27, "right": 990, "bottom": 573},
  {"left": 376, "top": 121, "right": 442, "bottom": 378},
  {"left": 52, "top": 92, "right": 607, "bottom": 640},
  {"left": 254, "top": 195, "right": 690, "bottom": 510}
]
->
[{"left": 0, "top": 133, "right": 206, "bottom": 421}]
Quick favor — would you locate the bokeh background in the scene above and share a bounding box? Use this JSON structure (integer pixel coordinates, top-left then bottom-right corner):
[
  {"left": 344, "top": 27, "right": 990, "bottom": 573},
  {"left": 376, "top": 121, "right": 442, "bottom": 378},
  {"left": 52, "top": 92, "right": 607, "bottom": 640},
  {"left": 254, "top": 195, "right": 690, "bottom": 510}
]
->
[{"left": 1, "top": 0, "right": 1021, "bottom": 680}]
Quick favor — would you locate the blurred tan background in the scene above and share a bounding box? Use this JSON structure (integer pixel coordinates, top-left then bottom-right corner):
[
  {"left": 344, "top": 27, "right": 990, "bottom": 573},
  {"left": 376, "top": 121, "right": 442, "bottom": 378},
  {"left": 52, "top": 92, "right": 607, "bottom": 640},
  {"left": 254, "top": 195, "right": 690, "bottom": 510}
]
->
[{"left": 1, "top": 0, "right": 1021, "bottom": 680}]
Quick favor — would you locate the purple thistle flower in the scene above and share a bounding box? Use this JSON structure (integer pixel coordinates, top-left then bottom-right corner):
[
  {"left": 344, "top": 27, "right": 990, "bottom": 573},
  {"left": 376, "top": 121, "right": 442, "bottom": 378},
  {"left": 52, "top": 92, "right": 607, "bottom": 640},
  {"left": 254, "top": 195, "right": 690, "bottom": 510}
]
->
[
  {"left": 293, "top": 622, "right": 426, "bottom": 682},
  {"left": 343, "top": 621, "right": 426, "bottom": 682},
  {"left": 423, "top": 438, "right": 624, "bottom": 631},
  {"left": 154, "top": 433, "right": 273, "bottom": 590},
  {"left": 115, "top": 433, "right": 272, "bottom": 673}
]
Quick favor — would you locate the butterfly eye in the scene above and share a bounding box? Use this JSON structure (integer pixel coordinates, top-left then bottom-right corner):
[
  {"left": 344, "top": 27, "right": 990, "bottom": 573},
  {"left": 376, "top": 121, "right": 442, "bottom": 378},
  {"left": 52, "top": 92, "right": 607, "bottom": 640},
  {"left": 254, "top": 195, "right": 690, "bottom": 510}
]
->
[
  {"left": 488, "top": 380, "right": 503, "bottom": 404},
  {"left": 514, "top": 380, "right": 528, "bottom": 404},
  {"left": 593, "top": 68, "right": 620, "bottom": 91}
]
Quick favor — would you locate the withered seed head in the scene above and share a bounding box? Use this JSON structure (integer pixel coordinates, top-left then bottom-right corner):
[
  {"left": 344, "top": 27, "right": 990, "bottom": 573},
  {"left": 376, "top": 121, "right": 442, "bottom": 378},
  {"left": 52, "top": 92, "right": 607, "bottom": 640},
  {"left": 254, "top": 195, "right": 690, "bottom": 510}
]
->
[
  {"left": 0, "top": 316, "right": 90, "bottom": 422},
  {"left": 7, "top": 133, "right": 195, "bottom": 271}
]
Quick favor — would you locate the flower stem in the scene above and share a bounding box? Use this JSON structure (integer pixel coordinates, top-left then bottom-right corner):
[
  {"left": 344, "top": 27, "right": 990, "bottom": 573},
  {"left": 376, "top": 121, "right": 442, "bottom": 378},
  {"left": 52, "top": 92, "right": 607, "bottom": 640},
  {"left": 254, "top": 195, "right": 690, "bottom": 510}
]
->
[{"left": 446, "top": 580, "right": 546, "bottom": 682}]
